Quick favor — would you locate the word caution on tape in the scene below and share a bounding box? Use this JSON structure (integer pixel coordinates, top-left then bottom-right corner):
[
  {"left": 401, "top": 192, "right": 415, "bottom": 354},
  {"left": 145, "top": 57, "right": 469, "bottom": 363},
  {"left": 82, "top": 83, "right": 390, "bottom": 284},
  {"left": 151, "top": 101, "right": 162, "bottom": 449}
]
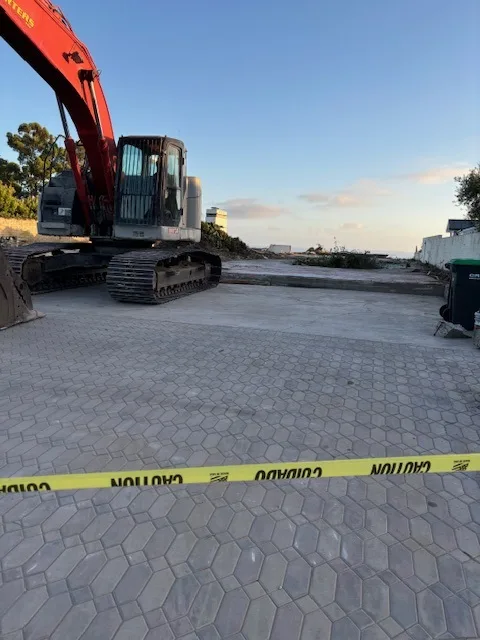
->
[{"left": 0, "top": 453, "right": 479, "bottom": 494}]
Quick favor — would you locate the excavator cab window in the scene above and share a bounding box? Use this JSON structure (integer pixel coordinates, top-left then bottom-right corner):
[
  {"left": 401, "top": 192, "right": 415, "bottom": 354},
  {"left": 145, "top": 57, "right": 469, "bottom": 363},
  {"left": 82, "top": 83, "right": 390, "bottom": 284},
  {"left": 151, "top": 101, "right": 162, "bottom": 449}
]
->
[
  {"left": 164, "top": 145, "right": 182, "bottom": 225},
  {"left": 115, "top": 137, "right": 185, "bottom": 228},
  {"left": 116, "top": 140, "right": 160, "bottom": 225}
]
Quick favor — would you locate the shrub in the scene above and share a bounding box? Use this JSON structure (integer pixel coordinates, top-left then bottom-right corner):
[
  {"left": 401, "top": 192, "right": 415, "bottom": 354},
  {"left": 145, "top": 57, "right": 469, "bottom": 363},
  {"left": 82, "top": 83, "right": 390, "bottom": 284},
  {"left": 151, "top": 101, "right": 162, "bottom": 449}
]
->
[
  {"left": 294, "top": 252, "right": 380, "bottom": 269},
  {"left": 201, "top": 221, "right": 250, "bottom": 254},
  {"left": 0, "top": 181, "right": 37, "bottom": 219}
]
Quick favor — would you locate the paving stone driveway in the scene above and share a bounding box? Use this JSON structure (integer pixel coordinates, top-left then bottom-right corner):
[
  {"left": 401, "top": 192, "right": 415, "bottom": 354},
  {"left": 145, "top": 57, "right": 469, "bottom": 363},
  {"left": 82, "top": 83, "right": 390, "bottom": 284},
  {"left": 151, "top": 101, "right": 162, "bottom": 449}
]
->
[{"left": 0, "top": 308, "right": 480, "bottom": 640}]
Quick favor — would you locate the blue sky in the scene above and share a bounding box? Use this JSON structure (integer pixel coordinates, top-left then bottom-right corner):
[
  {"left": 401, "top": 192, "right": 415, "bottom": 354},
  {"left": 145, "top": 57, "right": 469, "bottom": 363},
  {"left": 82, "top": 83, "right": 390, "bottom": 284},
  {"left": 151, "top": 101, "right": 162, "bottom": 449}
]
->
[{"left": 1, "top": 0, "right": 479, "bottom": 255}]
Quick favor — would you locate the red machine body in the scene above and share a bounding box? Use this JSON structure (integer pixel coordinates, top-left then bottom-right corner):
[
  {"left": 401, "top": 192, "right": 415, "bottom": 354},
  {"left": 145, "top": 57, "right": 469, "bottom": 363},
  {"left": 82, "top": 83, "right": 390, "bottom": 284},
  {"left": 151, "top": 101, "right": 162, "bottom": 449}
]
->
[{"left": 1, "top": 0, "right": 116, "bottom": 232}]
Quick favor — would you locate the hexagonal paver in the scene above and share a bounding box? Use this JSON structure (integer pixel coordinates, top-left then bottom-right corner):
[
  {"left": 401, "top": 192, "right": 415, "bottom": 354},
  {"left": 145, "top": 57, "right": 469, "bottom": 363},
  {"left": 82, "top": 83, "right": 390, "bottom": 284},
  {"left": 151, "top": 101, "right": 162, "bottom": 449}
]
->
[
  {"left": 188, "top": 537, "right": 219, "bottom": 571},
  {"left": 363, "top": 576, "right": 389, "bottom": 621},
  {"left": 412, "top": 548, "right": 438, "bottom": 587},
  {"left": 212, "top": 541, "right": 242, "bottom": 579},
  {"left": 80, "top": 608, "right": 122, "bottom": 640},
  {"left": 138, "top": 568, "right": 175, "bottom": 613},
  {"left": 0, "top": 587, "right": 49, "bottom": 635},
  {"left": 310, "top": 562, "right": 337, "bottom": 606},
  {"left": 250, "top": 514, "right": 275, "bottom": 544},
  {"left": 301, "top": 610, "right": 332, "bottom": 640},
  {"left": 389, "top": 581, "right": 417, "bottom": 628},
  {"left": 283, "top": 557, "right": 311, "bottom": 599},
  {"left": 162, "top": 574, "right": 201, "bottom": 621},
  {"left": 336, "top": 569, "right": 361, "bottom": 612},
  {"left": 215, "top": 588, "right": 249, "bottom": 637},
  {"left": 51, "top": 601, "right": 96, "bottom": 640},
  {"left": 114, "top": 563, "right": 152, "bottom": 605},
  {"left": 272, "top": 519, "right": 296, "bottom": 550},
  {"left": 166, "top": 531, "right": 197, "bottom": 566},
  {"left": 444, "top": 594, "right": 477, "bottom": 637},
  {"left": 437, "top": 553, "right": 466, "bottom": 592},
  {"left": 293, "top": 523, "right": 320, "bottom": 555},
  {"left": 242, "top": 595, "right": 276, "bottom": 640},
  {"left": 229, "top": 510, "right": 255, "bottom": 538},
  {"left": 144, "top": 526, "right": 176, "bottom": 560},
  {"left": 364, "top": 537, "right": 388, "bottom": 572},
  {"left": 189, "top": 582, "right": 224, "bottom": 629},
  {"left": 101, "top": 516, "right": 136, "bottom": 547},
  {"left": 2, "top": 286, "right": 480, "bottom": 640},
  {"left": 417, "top": 588, "right": 446, "bottom": 637},
  {"left": 259, "top": 552, "right": 288, "bottom": 593},
  {"left": 122, "top": 522, "right": 155, "bottom": 553},
  {"left": 91, "top": 557, "right": 129, "bottom": 597},
  {"left": 208, "top": 506, "right": 235, "bottom": 533},
  {"left": 340, "top": 532, "right": 364, "bottom": 567},
  {"left": 235, "top": 548, "right": 265, "bottom": 585},
  {"left": 67, "top": 551, "right": 107, "bottom": 590},
  {"left": 23, "top": 592, "right": 72, "bottom": 640},
  {"left": 388, "top": 543, "right": 413, "bottom": 580},
  {"left": 331, "top": 617, "right": 360, "bottom": 640}
]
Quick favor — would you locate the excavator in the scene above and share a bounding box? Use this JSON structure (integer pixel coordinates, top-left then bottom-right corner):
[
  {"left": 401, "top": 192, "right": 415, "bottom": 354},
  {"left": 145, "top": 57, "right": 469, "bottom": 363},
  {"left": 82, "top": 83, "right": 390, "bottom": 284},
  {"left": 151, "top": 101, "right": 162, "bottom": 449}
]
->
[{"left": 0, "top": 0, "right": 221, "bottom": 311}]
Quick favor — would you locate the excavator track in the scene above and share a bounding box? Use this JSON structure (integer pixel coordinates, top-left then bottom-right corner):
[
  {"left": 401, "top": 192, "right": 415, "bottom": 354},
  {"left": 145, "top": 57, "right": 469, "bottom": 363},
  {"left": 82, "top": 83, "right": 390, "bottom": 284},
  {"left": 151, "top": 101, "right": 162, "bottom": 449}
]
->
[
  {"left": 5, "top": 242, "right": 109, "bottom": 295},
  {"left": 107, "top": 247, "right": 221, "bottom": 304}
]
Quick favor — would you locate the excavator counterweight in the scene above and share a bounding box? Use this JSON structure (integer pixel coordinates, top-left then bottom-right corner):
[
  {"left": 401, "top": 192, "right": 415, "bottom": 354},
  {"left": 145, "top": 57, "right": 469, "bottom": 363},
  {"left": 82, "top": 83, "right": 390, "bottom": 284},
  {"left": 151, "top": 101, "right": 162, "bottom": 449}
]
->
[{"left": 0, "top": 247, "right": 44, "bottom": 330}]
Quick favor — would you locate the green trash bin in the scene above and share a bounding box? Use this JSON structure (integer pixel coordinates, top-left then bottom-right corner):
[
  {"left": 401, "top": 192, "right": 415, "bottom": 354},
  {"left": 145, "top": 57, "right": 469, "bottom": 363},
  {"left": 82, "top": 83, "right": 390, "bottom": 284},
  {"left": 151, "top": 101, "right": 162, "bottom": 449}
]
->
[{"left": 440, "top": 259, "right": 480, "bottom": 330}]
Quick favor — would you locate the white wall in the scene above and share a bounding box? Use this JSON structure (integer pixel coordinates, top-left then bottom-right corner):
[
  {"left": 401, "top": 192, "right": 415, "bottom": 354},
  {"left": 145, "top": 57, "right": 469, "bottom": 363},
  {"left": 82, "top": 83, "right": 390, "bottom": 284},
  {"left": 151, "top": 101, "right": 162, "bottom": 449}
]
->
[
  {"left": 417, "top": 230, "right": 480, "bottom": 269},
  {"left": 268, "top": 244, "right": 291, "bottom": 254}
]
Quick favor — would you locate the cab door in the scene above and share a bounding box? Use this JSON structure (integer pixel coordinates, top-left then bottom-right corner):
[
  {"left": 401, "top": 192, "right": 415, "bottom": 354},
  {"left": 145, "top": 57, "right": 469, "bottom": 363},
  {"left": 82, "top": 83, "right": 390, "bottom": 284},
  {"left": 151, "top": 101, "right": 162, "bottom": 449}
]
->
[{"left": 164, "top": 144, "right": 183, "bottom": 226}]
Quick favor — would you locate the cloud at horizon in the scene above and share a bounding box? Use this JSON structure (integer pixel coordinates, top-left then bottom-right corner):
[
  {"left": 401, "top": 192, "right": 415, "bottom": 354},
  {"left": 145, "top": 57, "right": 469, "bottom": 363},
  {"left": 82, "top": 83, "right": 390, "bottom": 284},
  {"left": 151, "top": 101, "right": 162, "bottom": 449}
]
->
[
  {"left": 398, "top": 164, "right": 471, "bottom": 185},
  {"left": 340, "top": 222, "right": 364, "bottom": 230},
  {"left": 299, "top": 179, "right": 392, "bottom": 209},
  {"left": 215, "top": 198, "right": 290, "bottom": 219}
]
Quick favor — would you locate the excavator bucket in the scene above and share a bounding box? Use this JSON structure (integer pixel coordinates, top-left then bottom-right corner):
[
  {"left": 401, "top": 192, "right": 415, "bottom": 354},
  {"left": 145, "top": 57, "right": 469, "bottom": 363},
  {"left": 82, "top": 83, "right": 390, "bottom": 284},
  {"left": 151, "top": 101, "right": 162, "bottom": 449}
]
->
[{"left": 0, "top": 246, "right": 44, "bottom": 330}]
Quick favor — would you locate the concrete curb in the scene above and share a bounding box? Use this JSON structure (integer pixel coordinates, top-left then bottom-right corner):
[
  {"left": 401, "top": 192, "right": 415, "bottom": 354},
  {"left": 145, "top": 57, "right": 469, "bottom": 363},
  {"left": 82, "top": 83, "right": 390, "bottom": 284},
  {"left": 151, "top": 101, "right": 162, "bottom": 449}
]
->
[{"left": 221, "top": 271, "right": 445, "bottom": 297}]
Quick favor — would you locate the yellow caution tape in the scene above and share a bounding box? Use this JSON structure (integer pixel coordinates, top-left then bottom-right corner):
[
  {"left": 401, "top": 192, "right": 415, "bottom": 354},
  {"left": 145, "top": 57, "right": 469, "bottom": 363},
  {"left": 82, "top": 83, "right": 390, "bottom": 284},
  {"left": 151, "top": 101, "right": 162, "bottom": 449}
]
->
[{"left": 0, "top": 453, "right": 479, "bottom": 494}]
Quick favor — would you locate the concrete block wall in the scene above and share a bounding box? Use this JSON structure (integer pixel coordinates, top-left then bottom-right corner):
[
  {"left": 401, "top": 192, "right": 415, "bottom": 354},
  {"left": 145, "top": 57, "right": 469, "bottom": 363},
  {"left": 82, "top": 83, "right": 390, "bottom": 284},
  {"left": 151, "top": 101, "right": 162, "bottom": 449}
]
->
[
  {"left": 0, "top": 217, "right": 84, "bottom": 244},
  {"left": 0, "top": 217, "right": 37, "bottom": 241},
  {"left": 416, "top": 230, "right": 480, "bottom": 269}
]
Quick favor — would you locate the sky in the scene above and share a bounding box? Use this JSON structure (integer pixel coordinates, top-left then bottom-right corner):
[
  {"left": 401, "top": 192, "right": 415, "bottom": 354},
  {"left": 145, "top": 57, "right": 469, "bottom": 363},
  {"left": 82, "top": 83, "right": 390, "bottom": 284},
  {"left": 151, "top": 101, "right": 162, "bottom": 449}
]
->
[{"left": 1, "top": 0, "right": 479, "bottom": 256}]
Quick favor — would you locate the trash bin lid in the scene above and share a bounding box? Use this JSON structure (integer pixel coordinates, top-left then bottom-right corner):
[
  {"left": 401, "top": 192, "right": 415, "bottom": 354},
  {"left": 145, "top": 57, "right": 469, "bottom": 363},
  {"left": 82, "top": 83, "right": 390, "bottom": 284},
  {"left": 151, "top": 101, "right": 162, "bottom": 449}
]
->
[{"left": 450, "top": 258, "right": 480, "bottom": 266}]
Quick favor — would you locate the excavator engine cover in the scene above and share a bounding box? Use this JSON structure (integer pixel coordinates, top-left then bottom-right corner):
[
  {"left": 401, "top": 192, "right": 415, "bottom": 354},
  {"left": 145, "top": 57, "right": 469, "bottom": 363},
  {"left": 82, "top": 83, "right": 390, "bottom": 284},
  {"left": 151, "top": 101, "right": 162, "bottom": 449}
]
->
[{"left": 0, "top": 247, "right": 43, "bottom": 330}]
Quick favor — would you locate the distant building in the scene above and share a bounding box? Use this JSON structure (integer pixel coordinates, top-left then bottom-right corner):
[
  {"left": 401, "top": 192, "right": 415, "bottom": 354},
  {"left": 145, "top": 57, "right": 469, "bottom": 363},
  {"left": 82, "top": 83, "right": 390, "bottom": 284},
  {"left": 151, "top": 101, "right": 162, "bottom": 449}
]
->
[
  {"left": 446, "top": 219, "right": 475, "bottom": 236},
  {"left": 268, "top": 244, "right": 291, "bottom": 254},
  {"left": 206, "top": 207, "right": 228, "bottom": 233}
]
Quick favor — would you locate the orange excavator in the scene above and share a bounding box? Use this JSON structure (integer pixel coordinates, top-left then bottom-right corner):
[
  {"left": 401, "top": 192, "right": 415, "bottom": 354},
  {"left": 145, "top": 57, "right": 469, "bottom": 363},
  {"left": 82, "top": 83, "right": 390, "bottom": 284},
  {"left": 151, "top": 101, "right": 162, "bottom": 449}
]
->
[{"left": 0, "top": 0, "right": 221, "bottom": 304}]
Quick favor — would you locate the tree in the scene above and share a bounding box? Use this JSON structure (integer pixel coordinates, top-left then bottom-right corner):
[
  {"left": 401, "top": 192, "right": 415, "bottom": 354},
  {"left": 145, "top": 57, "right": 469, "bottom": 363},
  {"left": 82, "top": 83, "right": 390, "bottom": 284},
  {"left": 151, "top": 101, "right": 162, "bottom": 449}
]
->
[
  {"left": 0, "top": 181, "right": 37, "bottom": 219},
  {"left": 454, "top": 164, "right": 480, "bottom": 226},
  {"left": 0, "top": 181, "right": 18, "bottom": 217},
  {"left": 5, "top": 122, "right": 70, "bottom": 198},
  {"left": 0, "top": 159, "right": 22, "bottom": 196}
]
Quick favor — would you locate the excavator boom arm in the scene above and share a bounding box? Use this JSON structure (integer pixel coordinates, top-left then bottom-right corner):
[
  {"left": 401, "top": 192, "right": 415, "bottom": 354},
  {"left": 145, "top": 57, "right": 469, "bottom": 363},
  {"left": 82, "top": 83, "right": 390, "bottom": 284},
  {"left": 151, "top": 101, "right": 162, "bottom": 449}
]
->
[{"left": 0, "top": 0, "right": 117, "bottom": 227}]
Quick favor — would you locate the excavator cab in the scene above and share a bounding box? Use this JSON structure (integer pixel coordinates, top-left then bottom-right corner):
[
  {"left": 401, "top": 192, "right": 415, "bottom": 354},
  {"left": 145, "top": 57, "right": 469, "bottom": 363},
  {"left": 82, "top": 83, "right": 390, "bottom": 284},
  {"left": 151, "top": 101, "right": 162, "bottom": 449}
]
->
[
  {"left": 113, "top": 136, "right": 202, "bottom": 244},
  {"left": 36, "top": 136, "right": 203, "bottom": 244}
]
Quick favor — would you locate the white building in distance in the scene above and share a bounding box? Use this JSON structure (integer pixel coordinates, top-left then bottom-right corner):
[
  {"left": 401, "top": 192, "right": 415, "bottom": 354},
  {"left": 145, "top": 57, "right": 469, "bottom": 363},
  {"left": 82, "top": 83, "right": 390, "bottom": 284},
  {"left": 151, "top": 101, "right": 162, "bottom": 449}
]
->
[
  {"left": 268, "top": 244, "right": 291, "bottom": 254},
  {"left": 206, "top": 207, "right": 228, "bottom": 233}
]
